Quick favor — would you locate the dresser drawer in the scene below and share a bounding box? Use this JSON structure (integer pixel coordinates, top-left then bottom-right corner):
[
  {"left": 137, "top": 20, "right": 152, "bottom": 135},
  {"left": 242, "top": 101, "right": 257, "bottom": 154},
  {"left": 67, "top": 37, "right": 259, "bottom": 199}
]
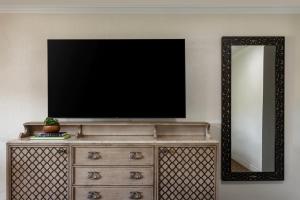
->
[
  {"left": 74, "top": 187, "right": 153, "bottom": 200},
  {"left": 74, "top": 147, "right": 154, "bottom": 165},
  {"left": 74, "top": 167, "right": 153, "bottom": 186}
]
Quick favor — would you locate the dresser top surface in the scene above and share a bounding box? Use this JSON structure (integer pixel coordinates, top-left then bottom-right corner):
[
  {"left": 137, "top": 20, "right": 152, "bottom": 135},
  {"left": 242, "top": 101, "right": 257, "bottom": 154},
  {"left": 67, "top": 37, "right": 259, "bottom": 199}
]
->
[
  {"left": 24, "top": 121, "right": 210, "bottom": 126},
  {"left": 8, "top": 135, "right": 218, "bottom": 145}
]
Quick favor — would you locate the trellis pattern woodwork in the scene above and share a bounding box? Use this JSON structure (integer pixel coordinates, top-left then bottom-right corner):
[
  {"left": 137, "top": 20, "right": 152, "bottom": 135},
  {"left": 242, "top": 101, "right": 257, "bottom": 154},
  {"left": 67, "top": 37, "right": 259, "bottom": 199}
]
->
[
  {"left": 158, "top": 146, "right": 216, "bottom": 200},
  {"left": 9, "top": 146, "right": 69, "bottom": 200}
]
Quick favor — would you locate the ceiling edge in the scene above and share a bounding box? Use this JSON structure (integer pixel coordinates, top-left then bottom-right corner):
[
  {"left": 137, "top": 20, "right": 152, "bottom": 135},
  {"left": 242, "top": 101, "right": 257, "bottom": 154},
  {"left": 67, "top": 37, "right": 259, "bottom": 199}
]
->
[{"left": 0, "top": 5, "right": 299, "bottom": 14}]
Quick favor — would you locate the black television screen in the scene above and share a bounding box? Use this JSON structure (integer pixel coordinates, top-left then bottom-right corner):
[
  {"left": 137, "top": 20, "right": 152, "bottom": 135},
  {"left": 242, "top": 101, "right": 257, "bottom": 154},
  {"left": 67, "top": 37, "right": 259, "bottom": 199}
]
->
[{"left": 48, "top": 39, "right": 186, "bottom": 118}]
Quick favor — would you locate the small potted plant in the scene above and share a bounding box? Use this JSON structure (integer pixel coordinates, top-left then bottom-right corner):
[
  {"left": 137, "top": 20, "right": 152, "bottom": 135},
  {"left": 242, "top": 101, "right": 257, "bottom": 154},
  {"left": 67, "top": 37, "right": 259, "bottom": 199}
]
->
[{"left": 43, "top": 117, "right": 60, "bottom": 133}]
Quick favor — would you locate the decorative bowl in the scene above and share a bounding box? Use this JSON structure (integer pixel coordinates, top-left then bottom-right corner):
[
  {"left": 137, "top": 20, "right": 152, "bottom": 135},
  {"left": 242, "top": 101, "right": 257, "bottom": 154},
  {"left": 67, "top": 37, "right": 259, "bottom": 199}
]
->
[{"left": 43, "top": 125, "right": 60, "bottom": 133}]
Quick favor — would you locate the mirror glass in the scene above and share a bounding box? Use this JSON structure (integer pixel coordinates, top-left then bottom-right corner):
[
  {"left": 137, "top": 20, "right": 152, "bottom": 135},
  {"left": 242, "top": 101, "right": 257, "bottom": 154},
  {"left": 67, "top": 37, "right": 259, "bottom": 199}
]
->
[{"left": 231, "top": 45, "right": 276, "bottom": 172}]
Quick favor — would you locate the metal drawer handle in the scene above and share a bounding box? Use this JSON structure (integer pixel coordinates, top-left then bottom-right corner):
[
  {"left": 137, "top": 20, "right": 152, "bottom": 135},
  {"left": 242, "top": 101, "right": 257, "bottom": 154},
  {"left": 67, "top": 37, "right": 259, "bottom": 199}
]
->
[
  {"left": 88, "top": 172, "right": 101, "bottom": 180},
  {"left": 129, "top": 191, "right": 143, "bottom": 199},
  {"left": 88, "top": 152, "right": 101, "bottom": 160},
  {"left": 87, "top": 191, "right": 101, "bottom": 199},
  {"left": 129, "top": 152, "right": 144, "bottom": 160},
  {"left": 130, "top": 171, "right": 143, "bottom": 180}
]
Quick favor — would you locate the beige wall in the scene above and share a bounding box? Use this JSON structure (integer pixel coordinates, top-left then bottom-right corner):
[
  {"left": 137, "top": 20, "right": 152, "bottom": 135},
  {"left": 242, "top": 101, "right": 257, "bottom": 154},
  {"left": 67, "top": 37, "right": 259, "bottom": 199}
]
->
[{"left": 0, "top": 14, "right": 299, "bottom": 200}]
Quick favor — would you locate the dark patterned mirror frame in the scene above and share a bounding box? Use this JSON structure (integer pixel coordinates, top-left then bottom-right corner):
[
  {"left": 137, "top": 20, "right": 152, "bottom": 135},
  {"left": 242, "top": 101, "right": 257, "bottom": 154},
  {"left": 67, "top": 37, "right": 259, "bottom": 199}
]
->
[{"left": 221, "top": 36, "right": 285, "bottom": 181}]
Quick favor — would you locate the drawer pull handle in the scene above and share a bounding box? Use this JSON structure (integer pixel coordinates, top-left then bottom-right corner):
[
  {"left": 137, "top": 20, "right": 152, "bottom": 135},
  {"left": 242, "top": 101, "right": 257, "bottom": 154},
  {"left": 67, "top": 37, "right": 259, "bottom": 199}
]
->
[
  {"left": 88, "top": 152, "right": 101, "bottom": 160},
  {"left": 87, "top": 191, "right": 101, "bottom": 199},
  {"left": 129, "top": 152, "right": 143, "bottom": 160},
  {"left": 130, "top": 171, "right": 143, "bottom": 179},
  {"left": 88, "top": 172, "right": 101, "bottom": 180},
  {"left": 129, "top": 191, "right": 143, "bottom": 199}
]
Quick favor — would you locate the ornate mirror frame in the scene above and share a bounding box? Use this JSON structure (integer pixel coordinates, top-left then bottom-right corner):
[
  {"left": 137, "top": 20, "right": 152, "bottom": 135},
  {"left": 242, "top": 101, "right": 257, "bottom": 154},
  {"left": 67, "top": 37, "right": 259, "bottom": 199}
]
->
[{"left": 221, "top": 36, "right": 284, "bottom": 181}]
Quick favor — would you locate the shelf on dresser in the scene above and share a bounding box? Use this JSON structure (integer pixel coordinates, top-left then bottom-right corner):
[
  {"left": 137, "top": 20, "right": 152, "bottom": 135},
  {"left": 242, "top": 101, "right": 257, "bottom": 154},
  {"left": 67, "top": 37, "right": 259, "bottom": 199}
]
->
[{"left": 19, "top": 121, "right": 212, "bottom": 139}]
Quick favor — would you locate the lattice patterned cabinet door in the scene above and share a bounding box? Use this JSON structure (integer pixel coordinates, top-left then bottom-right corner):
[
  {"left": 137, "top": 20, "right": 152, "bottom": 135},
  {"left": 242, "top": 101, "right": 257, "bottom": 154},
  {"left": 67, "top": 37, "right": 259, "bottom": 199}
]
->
[
  {"left": 9, "top": 146, "right": 69, "bottom": 200},
  {"left": 158, "top": 146, "right": 217, "bottom": 200}
]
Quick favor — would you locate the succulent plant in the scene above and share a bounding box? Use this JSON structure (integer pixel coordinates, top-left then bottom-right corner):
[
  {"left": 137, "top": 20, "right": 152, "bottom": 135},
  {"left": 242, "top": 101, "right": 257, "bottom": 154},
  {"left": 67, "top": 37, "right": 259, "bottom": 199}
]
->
[{"left": 44, "top": 117, "right": 60, "bottom": 126}]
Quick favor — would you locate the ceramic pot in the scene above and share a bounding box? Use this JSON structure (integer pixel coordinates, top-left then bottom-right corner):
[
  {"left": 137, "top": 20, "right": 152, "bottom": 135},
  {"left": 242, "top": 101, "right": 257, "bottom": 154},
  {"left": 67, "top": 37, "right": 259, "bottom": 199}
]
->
[{"left": 43, "top": 125, "right": 60, "bottom": 133}]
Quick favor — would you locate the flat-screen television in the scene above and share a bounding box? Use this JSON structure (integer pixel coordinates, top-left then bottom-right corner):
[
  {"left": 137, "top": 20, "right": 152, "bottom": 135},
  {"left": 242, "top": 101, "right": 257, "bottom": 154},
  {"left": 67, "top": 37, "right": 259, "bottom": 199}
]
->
[{"left": 48, "top": 39, "right": 186, "bottom": 118}]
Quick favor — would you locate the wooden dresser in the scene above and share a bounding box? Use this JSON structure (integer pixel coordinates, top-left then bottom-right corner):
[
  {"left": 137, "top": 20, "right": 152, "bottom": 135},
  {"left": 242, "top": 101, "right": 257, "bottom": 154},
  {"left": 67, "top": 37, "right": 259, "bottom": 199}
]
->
[{"left": 7, "top": 122, "right": 218, "bottom": 200}]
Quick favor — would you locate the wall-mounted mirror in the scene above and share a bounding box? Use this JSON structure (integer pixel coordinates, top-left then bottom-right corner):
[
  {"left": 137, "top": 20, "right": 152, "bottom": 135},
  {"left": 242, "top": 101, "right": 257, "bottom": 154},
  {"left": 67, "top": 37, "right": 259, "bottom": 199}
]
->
[{"left": 221, "top": 36, "right": 284, "bottom": 181}]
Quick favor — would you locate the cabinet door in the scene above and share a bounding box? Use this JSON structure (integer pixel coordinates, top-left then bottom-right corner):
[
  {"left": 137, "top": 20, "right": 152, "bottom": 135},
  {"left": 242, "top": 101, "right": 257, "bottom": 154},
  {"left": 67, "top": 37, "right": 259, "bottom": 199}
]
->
[
  {"left": 8, "top": 146, "right": 69, "bottom": 200},
  {"left": 158, "top": 146, "right": 217, "bottom": 200}
]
